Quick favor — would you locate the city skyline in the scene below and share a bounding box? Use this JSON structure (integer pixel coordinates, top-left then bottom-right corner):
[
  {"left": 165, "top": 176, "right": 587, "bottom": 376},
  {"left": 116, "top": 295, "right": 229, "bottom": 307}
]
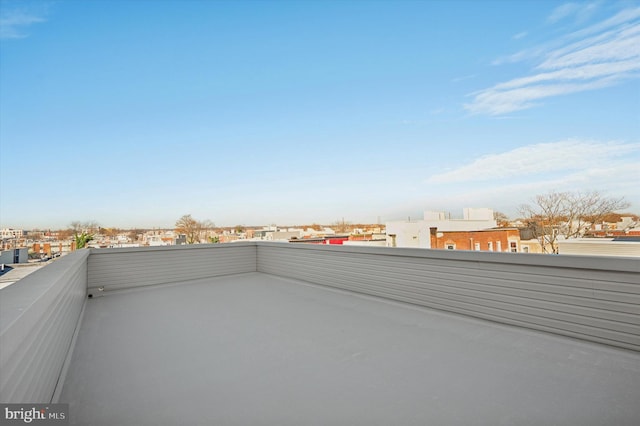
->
[{"left": 1, "top": 0, "right": 639, "bottom": 229}]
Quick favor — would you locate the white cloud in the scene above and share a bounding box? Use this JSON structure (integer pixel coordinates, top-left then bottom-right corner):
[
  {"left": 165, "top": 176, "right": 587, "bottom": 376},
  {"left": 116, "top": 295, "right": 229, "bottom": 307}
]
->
[
  {"left": 0, "top": 6, "right": 47, "bottom": 39},
  {"left": 466, "top": 5, "right": 640, "bottom": 115},
  {"left": 426, "top": 139, "right": 640, "bottom": 184}
]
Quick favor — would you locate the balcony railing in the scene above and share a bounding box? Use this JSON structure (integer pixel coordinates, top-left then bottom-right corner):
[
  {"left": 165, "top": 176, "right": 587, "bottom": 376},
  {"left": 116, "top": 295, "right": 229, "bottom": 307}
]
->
[{"left": 1, "top": 242, "right": 638, "bottom": 405}]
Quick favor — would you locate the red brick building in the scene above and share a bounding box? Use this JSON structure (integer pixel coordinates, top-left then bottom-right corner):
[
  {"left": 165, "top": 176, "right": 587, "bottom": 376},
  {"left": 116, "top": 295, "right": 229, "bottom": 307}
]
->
[{"left": 429, "top": 227, "right": 522, "bottom": 252}]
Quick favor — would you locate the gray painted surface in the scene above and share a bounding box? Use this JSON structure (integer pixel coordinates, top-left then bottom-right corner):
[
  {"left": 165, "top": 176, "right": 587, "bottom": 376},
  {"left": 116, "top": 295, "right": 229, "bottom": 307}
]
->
[
  {"left": 87, "top": 243, "right": 256, "bottom": 295},
  {"left": 257, "top": 243, "right": 640, "bottom": 351},
  {"left": 60, "top": 273, "right": 640, "bottom": 425},
  {"left": 0, "top": 250, "right": 88, "bottom": 403}
]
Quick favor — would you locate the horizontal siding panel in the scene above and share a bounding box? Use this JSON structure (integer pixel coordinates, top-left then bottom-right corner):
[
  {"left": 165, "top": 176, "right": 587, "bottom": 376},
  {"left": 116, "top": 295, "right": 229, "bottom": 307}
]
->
[
  {"left": 257, "top": 244, "right": 640, "bottom": 351},
  {"left": 262, "top": 249, "right": 640, "bottom": 294},
  {"left": 88, "top": 244, "right": 256, "bottom": 294},
  {"left": 311, "top": 259, "right": 640, "bottom": 314},
  {"left": 260, "top": 250, "right": 640, "bottom": 309},
  {"left": 260, "top": 250, "right": 640, "bottom": 306},
  {"left": 0, "top": 250, "right": 88, "bottom": 403},
  {"left": 271, "top": 244, "right": 640, "bottom": 280}
]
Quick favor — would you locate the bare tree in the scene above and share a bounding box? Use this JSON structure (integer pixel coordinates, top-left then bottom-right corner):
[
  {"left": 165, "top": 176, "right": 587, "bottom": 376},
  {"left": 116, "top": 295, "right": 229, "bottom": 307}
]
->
[
  {"left": 332, "top": 218, "right": 350, "bottom": 233},
  {"left": 128, "top": 229, "right": 143, "bottom": 242},
  {"left": 520, "top": 191, "right": 629, "bottom": 254},
  {"left": 175, "top": 214, "right": 214, "bottom": 244},
  {"left": 57, "top": 229, "right": 73, "bottom": 241},
  {"left": 101, "top": 227, "right": 121, "bottom": 238},
  {"left": 201, "top": 219, "right": 216, "bottom": 241},
  {"left": 563, "top": 191, "right": 630, "bottom": 239},
  {"left": 493, "top": 211, "right": 510, "bottom": 227}
]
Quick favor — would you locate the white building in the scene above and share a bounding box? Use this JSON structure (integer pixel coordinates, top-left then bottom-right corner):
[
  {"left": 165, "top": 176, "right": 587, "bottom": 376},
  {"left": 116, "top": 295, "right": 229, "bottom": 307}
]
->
[
  {"left": 265, "top": 230, "right": 303, "bottom": 241},
  {"left": 386, "top": 208, "right": 497, "bottom": 249},
  {"left": 1, "top": 228, "right": 23, "bottom": 239}
]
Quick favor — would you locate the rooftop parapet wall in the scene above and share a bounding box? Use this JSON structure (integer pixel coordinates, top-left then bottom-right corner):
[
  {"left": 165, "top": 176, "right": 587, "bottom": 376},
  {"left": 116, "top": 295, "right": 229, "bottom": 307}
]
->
[
  {"left": 0, "top": 250, "right": 88, "bottom": 403},
  {"left": 256, "top": 243, "right": 640, "bottom": 351},
  {"left": 87, "top": 242, "right": 257, "bottom": 296},
  {"left": 1, "top": 243, "right": 638, "bottom": 405},
  {"left": 88, "top": 242, "right": 640, "bottom": 351}
]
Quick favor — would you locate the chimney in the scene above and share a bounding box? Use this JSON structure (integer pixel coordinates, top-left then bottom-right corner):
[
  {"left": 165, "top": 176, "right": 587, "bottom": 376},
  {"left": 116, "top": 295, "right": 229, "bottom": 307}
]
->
[{"left": 430, "top": 227, "right": 438, "bottom": 249}]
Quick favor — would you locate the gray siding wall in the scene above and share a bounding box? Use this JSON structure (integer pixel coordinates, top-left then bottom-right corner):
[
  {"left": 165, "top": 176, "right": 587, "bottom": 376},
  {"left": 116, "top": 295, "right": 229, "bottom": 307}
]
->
[
  {"left": 87, "top": 243, "right": 256, "bottom": 295},
  {"left": 0, "top": 248, "right": 29, "bottom": 264},
  {"left": 0, "top": 250, "right": 88, "bottom": 403},
  {"left": 257, "top": 243, "right": 640, "bottom": 351}
]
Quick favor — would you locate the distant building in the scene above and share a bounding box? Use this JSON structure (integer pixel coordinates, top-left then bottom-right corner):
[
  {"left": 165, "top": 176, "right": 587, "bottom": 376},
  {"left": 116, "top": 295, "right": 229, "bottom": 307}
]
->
[
  {"left": 386, "top": 208, "right": 497, "bottom": 249},
  {"left": 429, "top": 228, "right": 523, "bottom": 252},
  {"left": 518, "top": 238, "right": 543, "bottom": 254},
  {"left": 266, "top": 231, "right": 303, "bottom": 241},
  {"left": 342, "top": 233, "right": 387, "bottom": 247},
  {"left": 1, "top": 228, "right": 23, "bottom": 239},
  {"left": 584, "top": 216, "right": 640, "bottom": 237},
  {"left": 219, "top": 235, "right": 240, "bottom": 243}
]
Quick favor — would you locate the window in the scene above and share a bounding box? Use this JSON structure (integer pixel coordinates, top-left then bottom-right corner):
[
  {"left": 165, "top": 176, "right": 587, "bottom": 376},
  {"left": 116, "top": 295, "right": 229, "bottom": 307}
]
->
[
  {"left": 488, "top": 242, "right": 493, "bottom": 251},
  {"left": 446, "top": 244, "right": 455, "bottom": 250},
  {"left": 474, "top": 242, "right": 480, "bottom": 251},
  {"left": 522, "top": 246, "right": 529, "bottom": 253},
  {"left": 510, "top": 241, "right": 518, "bottom": 252},
  {"left": 497, "top": 241, "right": 502, "bottom": 252}
]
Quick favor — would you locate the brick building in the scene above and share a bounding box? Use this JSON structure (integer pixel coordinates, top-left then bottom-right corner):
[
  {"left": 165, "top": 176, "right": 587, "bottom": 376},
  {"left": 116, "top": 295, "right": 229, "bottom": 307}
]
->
[{"left": 429, "top": 227, "right": 522, "bottom": 253}]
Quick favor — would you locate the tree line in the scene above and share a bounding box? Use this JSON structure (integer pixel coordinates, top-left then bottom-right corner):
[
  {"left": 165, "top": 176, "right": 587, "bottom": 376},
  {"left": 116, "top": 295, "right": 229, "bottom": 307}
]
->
[{"left": 59, "top": 190, "right": 633, "bottom": 251}]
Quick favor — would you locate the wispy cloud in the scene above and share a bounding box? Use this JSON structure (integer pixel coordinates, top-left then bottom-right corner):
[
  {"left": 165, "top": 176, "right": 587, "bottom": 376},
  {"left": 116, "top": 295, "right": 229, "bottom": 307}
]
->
[
  {"left": 466, "top": 4, "right": 640, "bottom": 115},
  {"left": 547, "top": 2, "right": 599, "bottom": 24},
  {"left": 451, "top": 74, "right": 476, "bottom": 83},
  {"left": 547, "top": 3, "right": 582, "bottom": 24},
  {"left": 422, "top": 159, "right": 639, "bottom": 215},
  {"left": 426, "top": 139, "right": 639, "bottom": 184},
  {"left": 0, "top": 3, "right": 48, "bottom": 39},
  {"left": 512, "top": 31, "right": 528, "bottom": 40}
]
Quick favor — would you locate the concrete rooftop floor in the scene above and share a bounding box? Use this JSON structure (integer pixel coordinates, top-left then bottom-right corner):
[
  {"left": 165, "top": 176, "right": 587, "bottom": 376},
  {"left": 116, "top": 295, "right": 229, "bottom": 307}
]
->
[{"left": 60, "top": 272, "right": 640, "bottom": 425}]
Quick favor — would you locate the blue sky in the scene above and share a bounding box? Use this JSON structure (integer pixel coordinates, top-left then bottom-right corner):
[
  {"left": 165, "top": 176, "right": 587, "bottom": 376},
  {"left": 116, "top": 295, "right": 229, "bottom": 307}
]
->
[{"left": 1, "top": 0, "right": 638, "bottom": 229}]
